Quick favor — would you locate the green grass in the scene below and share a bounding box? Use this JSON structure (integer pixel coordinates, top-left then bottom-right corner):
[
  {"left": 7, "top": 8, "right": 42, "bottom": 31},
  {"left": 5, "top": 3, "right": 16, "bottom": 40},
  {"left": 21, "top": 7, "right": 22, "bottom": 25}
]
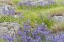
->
[
  {"left": 56, "top": 0, "right": 64, "bottom": 2},
  {"left": 0, "top": 39, "right": 5, "bottom": 42},
  {"left": 0, "top": 3, "right": 64, "bottom": 28},
  {"left": 14, "top": 4, "right": 64, "bottom": 27},
  {"left": 12, "top": 0, "right": 22, "bottom": 4},
  {"left": 0, "top": 15, "right": 23, "bottom": 25}
]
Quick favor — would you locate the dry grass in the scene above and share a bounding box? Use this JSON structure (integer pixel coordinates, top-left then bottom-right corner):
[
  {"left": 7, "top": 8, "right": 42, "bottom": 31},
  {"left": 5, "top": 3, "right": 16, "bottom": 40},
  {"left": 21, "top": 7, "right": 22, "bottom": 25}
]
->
[
  {"left": 50, "top": 22, "right": 64, "bottom": 33},
  {"left": 50, "top": 10, "right": 64, "bottom": 17}
]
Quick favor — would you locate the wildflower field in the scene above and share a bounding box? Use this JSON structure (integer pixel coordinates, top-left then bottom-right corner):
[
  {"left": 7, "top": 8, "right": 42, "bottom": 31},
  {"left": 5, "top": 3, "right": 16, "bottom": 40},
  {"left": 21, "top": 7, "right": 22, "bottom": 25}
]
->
[{"left": 0, "top": 0, "right": 64, "bottom": 42}]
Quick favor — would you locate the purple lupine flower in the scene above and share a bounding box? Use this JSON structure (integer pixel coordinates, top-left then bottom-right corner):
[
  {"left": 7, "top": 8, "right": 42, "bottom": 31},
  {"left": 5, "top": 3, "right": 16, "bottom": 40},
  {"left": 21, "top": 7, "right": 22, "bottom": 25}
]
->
[
  {"left": 34, "top": 35, "right": 41, "bottom": 40},
  {"left": 23, "top": 24, "right": 31, "bottom": 29},
  {"left": 10, "top": 9, "right": 15, "bottom": 15},
  {"left": 6, "top": 35, "right": 14, "bottom": 41},
  {"left": 39, "top": 31, "right": 50, "bottom": 35},
  {"left": 24, "top": 30, "right": 31, "bottom": 36},
  {"left": 2, "top": 34, "right": 14, "bottom": 41},
  {"left": 37, "top": 25, "right": 45, "bottom": 31},
  {"left": 59, "top": 33, "right": 64, "bottom": 39},
  {"left": 26, "top": 1, "right": 31, "bottom": 6},
  {"left": 20, "top": 31, "right": 26, "bottom": 37},
  {"left": 18, "top": 2, "right": 22, "bottom": 6},
  {"left": 39, "top": 2, "right": 43, "bottom": 6},
  {"left": 26, "top": 36, "right": 33, "bottom": 42},
  {"left": 32, "top": 29, "right": 38, "bottom": 36},
  {"left": 42, "top": 2, "right": 46, "bottom": 6},
  {"left": 23, "top": 23, "right": 28, "bottom": 28},
  {"left": 1, "top": 34, "right": 8, "bottom": 40},
  {"left": 57, "top": 39, "right": 64, "bottom": 42},
  {"left": 3, "top": 7, "right": 7, "bottom": 14},
  {"left": 23, "top": 2, "right": 27, "bottom": 5},
  {"left": 52, "top": 34, "right": 60, "bottom": 42},
  {"left": 18, "top": 29, "right": 22, "bottom": 35},
  {"left": 27, "top": 26, "right": 31, "bottom": 28},
  {"left": 54, "top": 34, "right": 60, "bottom": 40},
  {"left": 21, "top": 34, "right": 28, "bottom": 42},
  {"left": 22, "top": 39, "right": 28, "bottom": 42},
  {"left": 6, "top": 8, "right": 10, "bottom": 14},
  {"left": 45, "top": 34, "right": 54, "bottom": 41},
  {"left": 37, "top": 36, "right": 42, "bottom": 42},
  {"left": 7, "top": 9, "right": 15, "bottom": 15}
]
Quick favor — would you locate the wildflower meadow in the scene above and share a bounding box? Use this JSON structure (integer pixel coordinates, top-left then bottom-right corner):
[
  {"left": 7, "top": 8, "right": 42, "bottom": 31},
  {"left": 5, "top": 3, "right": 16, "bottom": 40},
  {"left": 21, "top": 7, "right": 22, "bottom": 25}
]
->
[{"left": 0, "top": 0, "right": 64, "bottom": 42}]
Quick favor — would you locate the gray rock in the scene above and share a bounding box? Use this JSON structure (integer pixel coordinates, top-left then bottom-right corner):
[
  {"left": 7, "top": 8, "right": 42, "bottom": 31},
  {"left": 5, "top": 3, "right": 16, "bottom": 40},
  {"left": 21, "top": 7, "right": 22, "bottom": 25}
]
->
[
  {"left": 52, "top": 16, "right": 64, "bottom": 23},
  {"left": 0, "top": 22, "right": 8, "bottom": 27},
  {"left": 14, "top": 26, "right": 21, "bottom": 33},
  {"left": 0, "top": 27, "right": 8, "bottom": 36},
  {"left": 7, "top": 22, "right": 21, "bottom": 32},
  {"left": 0, "top": 22, "right": 21, "bottom": 37},
  {"left": 7, "top": 28, "right": 15, "bottom": 36}
]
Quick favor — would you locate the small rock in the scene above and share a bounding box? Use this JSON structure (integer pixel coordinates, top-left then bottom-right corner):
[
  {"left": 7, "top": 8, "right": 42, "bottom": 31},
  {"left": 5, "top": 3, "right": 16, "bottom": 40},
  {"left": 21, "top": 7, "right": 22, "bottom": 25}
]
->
[{"left": 52, "top": 16, "right": 64, "bottom": 23}]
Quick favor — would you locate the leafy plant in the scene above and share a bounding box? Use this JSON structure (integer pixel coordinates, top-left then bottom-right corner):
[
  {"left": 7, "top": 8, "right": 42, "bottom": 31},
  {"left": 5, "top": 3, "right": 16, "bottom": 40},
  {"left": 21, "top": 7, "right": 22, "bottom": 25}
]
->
[{"left": 38, "top": 13, "right": 55, "bottom": 28}]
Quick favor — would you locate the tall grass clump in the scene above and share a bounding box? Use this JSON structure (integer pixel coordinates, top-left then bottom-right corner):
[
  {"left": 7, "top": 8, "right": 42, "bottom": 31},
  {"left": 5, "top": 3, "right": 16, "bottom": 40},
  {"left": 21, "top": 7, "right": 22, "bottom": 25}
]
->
[
  {"left": 38, "top": 13, "right": 55, "bottom": 28},
  {"left": 0, "top": 15, "right": 23, "bottom": 25}
]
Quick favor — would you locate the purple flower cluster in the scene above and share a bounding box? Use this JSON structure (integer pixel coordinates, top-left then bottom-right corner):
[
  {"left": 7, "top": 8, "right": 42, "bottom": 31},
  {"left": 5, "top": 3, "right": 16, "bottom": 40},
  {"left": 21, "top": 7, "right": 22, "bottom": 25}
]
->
[
  {"left": 1, "top": 34, "right": 16, "bottom": 42},
  {"left": 18, "top": 0, "right": 55, "bottom": 6},
  {"left": 18, "top": 1, "right": 32, "bottom": 6},
  {"left": 17, "top": 20, "right": 50, "bottom": 42},
  {"left": 1, "top": 20, "right": 64, "bottom": 42},
  {"left": 45, "top": 32, "right": 64, "bottom": 42},
  {"left": 3, "top": 6, "right": 15, "bottom": 15}
]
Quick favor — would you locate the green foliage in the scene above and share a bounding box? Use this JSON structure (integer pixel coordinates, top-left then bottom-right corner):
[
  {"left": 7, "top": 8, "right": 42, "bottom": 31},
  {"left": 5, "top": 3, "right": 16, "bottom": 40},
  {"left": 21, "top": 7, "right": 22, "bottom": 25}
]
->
[
  {"left": 38, "top": 14, "right": 55, "bottom": 28},
  {"left": 13, "top": 0, "right": 21, "bottom": 4},
  {"left": 0, "top": 39, "right": 5, "bottom": 42},
  {"left": 0, "top": 15, "right": 22, "bottom": 25}
]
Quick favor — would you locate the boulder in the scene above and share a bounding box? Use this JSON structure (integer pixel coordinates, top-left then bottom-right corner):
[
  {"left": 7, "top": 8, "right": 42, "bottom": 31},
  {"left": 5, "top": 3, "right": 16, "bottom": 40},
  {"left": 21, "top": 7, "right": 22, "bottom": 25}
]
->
[{"left": 0, "top": 22, "right": 21, "bottom": 37}]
